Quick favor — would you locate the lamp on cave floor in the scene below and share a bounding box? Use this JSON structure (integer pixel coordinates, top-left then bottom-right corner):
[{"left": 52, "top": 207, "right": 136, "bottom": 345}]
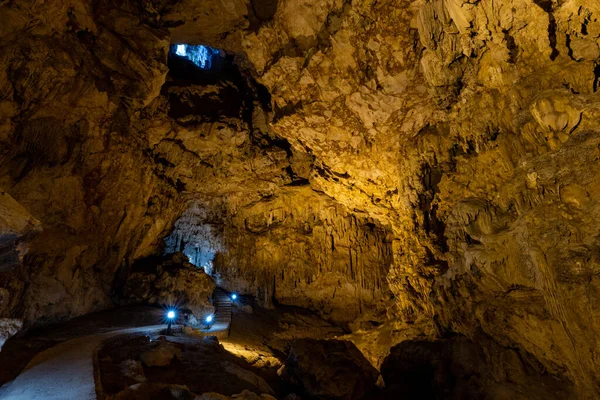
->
[
  {"left": 166, "top": 310, "right": 176, "bottom": 335},
  {"left": 204, "top": 314, "right": 214, "bottom": 330},
  {"left": 231, "top": 293, "right": 237, "bottom": 301}
]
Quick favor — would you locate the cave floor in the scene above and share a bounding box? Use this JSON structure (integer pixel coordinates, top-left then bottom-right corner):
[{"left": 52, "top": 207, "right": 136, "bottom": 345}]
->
[
  {"left": 0, "top": 324, "right": 167, "bottom": 400},
  {"left": 0, "top": 305, "right": 166, "bottom": 390},
  {"left": 0, "top": 301, "right": 346, "bottom": 399}
]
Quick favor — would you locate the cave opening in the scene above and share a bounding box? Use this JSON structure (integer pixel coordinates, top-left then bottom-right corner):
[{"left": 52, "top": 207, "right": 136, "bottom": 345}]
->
[
  {"left": 164, "top": 42, "right": 272, "bottom": 130},
  {"left": 170, "top": 44, "right": 219, "bottom": 70},
  {"left": 168, "top": 43, "right": 231, "bottom": 79}
]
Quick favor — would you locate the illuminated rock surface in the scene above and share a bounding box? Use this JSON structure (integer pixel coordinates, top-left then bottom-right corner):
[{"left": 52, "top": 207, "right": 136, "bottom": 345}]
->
[
  {"left": 0, "top": 0, "right": 600, "bottom": 398},
  {"left": 120, "top": 252, "right": 217, "bottom": 319}
]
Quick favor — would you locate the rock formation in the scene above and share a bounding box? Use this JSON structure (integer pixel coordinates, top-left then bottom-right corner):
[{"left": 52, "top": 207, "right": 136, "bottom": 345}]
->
[
  {"left": 278, "top": 338, "right": 379, "bottom": 400},
  {"left": 168, "top": 188, "right": 394, "bottom": 325},
  {"left": 139, "top": 338, "right": 182, "bottom": 367},
  {"left": 120, "top": 252, "right": 216, "bottom": 319},
  {"left": 1, "top": 0, "right": 600, "bottom": 397},
  {"left": 380, "top": 336, "right": 574, "bottom": 399}
]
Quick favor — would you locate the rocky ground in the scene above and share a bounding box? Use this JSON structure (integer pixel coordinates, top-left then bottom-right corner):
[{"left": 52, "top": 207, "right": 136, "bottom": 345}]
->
[
  {"left": 93, "top": 302, "right": 377, "bottom": 400},
  {"left": 92, "top": 299, "right": 383, "bottom": 400}
]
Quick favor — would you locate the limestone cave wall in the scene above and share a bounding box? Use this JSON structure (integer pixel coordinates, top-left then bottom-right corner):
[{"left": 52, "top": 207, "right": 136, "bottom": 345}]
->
[
  {"left": 167, "top": 187, "right": 394, "bottom": 326},
  {"left": 238, "top": 0, "right": 600, "bottom": 394},
  {"left": 0, "top": 0, "right": 183, "bottom": 327},
  {"left": 217, "top": 187, "right": 394, "bottom": 327},
  {"left": 1, "top": 0, "right": 600, "bottom": 396}
]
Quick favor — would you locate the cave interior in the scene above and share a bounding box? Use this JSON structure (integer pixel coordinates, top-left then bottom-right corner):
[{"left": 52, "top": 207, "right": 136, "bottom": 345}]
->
[{"left": 1, "top": 0, "right": 600, "bottom": 399}]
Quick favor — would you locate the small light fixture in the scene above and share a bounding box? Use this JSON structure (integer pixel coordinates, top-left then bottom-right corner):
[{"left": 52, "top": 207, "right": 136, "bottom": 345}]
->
[
  {"left": 231, "top": 293, "right": 237, "bottom": 300},
  {"left": 205, "top": 314, "right": 214, "bottom": 323},
  {"left": 166, "top": 309, "right": 177, "bottom": 335}
]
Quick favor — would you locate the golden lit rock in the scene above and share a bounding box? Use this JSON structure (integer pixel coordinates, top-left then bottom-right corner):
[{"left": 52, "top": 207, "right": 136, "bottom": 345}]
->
[{"left": 1, "top": 0, "right": 600, "bottom": 397}]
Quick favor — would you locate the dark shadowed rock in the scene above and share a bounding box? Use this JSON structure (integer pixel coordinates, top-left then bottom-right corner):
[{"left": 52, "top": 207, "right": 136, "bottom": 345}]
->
[
  {"left": 139, "top": 338, "right": 182, "bottom": 367},
  {"left": 119, "top": 359, "right": 146, "bottom": 383},
  {"left": 122, "top": 252, "right": 216, "bottom": 319},
  {"left": 0, "top": 318, "right": 22, "bottom": 352},
  {"left": 279, "top": 338, "right": 379, "bottom": 400},
  {"left": 380, "top": 336, "right": 575, "bottom": 400},
  {"left": 112, "top": 382, "right": 196, "bottom": 400},
  {"left": 2, "top": 0, "right": 600, "bottom": 397},
  {"left": 197, "top": 391, "right": 276, "bottom": 400},
  {"left": 221, "top": 361, "right": 275, "bottom": 396}
]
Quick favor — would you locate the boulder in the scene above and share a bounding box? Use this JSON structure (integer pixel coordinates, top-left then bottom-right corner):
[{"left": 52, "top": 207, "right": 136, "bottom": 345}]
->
[
  {"left": 123, "top": 252, "right": 216, "bottom": 318},
  {"left": 139, "top": 339, "right": 182, "bottom": 367},
  {"left": 221, "top": 361, "right": 275, "bottom": 396},
  {"left": 279, "top": 339, "right": 378, "bottom": 400},
  {"left": 380, "top": 336, "right": 574, "bottom": 400},
  {"left": 119, "top": 359, "right": 146, "bottom": 383},
  {"left": 197, "top": 393, "right": 231, "bottom": 400},
  {"left": 196, "top": 391, "right": 276, "bottom": 400},
  {"left": 113, "top": 382, "right": 196, "bottom": 400},
  {"left": 0, "top": 318, "right": 22, "bottom": 351},
  {"left": 231, "top": 391, "right": 276, "bottom": 400}
]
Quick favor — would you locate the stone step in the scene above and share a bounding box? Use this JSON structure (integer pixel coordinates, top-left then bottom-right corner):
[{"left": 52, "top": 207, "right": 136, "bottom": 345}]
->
[{"left": 200, "top": 287, "right": 234, "bottom": 338}]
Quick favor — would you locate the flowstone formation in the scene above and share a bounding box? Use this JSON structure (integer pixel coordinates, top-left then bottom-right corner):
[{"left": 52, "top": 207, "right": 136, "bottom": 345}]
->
[
  {"left": 0, "top": 0, "right": 599, "bottom": 397},
  {"left": 168, "top": 188, "right": 394, "bottom": 326}
]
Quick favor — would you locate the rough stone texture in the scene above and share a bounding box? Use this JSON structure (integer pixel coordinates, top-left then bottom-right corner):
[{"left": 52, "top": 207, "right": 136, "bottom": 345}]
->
[
  {"left": 340, "top": 319, "right": 438, "bottom": 369},
  {"left": 98, "top": 332, "right": 284, "bottom": 398},
  {"left": 112, "top": 382, "right": 196, "bottom": 400},
  {"left": 0, "top": 0, "right": 182, "bottom": 329},
  {"left": 236, "top": 0, "right": 600, "bottom": 396},
  {"left": 139, "top": 339, "right": 182, "bottom": 367},
  {"left": 119, "top": 359, "right": 146, "bottom": 383},
  {"left": 221, "top": 362, "right": 275, "bottom": 397},
  {"left": 170, "top": 187, "right": 394, "bottom": 325},
  {"left": 0, "top": 189, "right": 40, "bottom": 348},
  {"left": 197, "top": 391, "right": 276, "bottom": 400},
  {"left": 121, "top": 252, "right": 216, "bottom": 318},
  {"left": 1, "top": 0, "right": 600, "bottom": 397},
  {"left": 380, "top": 336, "right": 574, "bottom": 400},
  {"left": 0, "top": 318, "right": 22, "bottom": 352},
  {"left": 0, "top": 190, "right": 41, "bottom": 250},
  {"left": 279, "top": 338, "right": 379, "bottom": 400},
  {"left": 198, "top": 394, "right": 232, "bottom": 400}
]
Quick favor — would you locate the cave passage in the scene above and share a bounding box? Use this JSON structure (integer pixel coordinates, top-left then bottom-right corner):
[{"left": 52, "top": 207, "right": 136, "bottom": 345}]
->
[
  {"left": 162, "top": 210, "right": 224, "bottom": 276},
  {"left": 170, "top": 44, "right": 220, "bottom": 69}
]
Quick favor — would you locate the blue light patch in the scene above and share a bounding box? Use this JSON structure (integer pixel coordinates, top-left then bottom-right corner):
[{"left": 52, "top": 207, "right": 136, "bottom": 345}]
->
[{"left": 171, "top": 44, "right": 218, "bottom": 69}]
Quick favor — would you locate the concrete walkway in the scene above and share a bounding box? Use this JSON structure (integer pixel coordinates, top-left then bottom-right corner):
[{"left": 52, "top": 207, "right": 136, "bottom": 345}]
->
[
  {"left": 0, "top": 325, "right": 166, "bottom": 400},
  {"left": 0, "top": 290, "right": 235, "bottom": 399}
]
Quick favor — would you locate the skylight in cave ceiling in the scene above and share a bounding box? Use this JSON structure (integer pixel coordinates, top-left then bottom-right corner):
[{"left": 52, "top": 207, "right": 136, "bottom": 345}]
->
[{"left": 172, "top": 44, "right": 218, "bottom": 69}]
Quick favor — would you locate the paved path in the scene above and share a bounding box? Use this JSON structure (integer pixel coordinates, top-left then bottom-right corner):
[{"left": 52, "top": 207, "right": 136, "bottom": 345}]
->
[
  {"left": 0, "top": 325, "right": 166, "bottom": 400},
  {"left": 0, "top": 289, "right": 234, "bottom": 399}
]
